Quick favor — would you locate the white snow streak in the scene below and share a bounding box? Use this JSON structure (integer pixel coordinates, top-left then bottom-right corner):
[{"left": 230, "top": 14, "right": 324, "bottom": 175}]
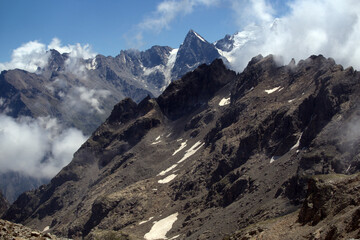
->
[
  {"left": 151, "top": 140, "right": 162, "bottom": 145},
  {"left": 270, "top": 156, "right": 276, "bottom": 164},
  {"left": 265, "top": 86, "right": 281, "bottom": 94},
  {"left": 290, "top": 133, "right": 302, "bottom": 150},
  {"left": 288, "top": 98, "right": 296, "bottom": 103},
  {"left": 144, "top": 213, "right": 179, "bottom": 240},
  {"left": 178, "top": 141, "right": 204, "bottom": 164},
  {"left": 194, "top": 31, "right": 206, "bottom": 42},
  {"left": 158, "top": 174, "right": 177, "bottom": 184},
  {"left": 219, "top": 97, "right": 230, "bottom": 106},
  {"left": 158, "top": 164, "right": 178, "bottom": 176},
  {"left": 172, "top": 140, "right": 187, "bottom": 156},
  {"left": 139, "top": 217, "right": 154, "bottom": 225}
]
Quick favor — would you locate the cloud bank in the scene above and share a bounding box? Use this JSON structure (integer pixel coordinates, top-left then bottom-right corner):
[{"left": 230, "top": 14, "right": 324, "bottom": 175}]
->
[
  {"left": 0, "top": 38, "right": 96, "bottom": 73},
  {"left": 225, "top": 0, "right": 360, "bottom": 71},
  {"left": 132, "top": 0, "right": 360, "bottom": 71},
  {"left": 0, "top": 115, "right": 87, "bottom": 179}
]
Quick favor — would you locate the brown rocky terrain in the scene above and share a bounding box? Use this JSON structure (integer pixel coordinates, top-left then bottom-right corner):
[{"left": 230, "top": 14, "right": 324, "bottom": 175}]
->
[
  {"left": 0, "top": 218, "right": 68, "bottom": 240},
  {"left": 229, "top": 173, "right": 360, "bottom": 239},
  {"left": 3, "top": 55, "right": 360, "bottom": 239}
]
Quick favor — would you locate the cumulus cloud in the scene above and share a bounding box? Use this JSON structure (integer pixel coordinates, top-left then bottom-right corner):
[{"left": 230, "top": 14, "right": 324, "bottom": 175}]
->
[
  {"left": 0, "top": 38, "right": 96, "bottom": 74},
  {"left": 0, "top": 115, "right": 87, "bottom": 179},
  {"left": 0, "top": 41, "right": 50, "bottom": 72},
  {"left": 227, "top": 0, "right": 360, "bottom": 71},
  {"left": 65, "top": 86, "right": 111, "bottom": 114}
]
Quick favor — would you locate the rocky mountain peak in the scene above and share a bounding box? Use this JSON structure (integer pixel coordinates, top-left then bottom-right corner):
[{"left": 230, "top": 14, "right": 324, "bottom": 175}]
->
[
  {"left": 171, "top": 29, "right": 221, "bottom": 80},
  {"left": 214, "top": 34, "right": 234, "bottom": 52}
]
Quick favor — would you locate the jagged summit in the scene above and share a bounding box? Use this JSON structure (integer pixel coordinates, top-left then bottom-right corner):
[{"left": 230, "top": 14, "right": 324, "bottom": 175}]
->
[{"left": 171, "top": 29, "right": 221, "bottom": 80}]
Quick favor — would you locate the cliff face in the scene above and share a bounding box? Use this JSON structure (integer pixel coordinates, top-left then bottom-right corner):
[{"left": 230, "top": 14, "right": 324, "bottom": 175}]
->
[
  {"left": 0, "top": 191, "right": 9, "bottom": 216},
  {"left": 4, "top": 55, "right": 360, "bottom": 240}
]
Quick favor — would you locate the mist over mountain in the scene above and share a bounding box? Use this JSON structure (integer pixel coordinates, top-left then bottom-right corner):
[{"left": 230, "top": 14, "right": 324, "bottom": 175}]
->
[{"left": 0, "top": 29, "right": 224, "bottom": 202}]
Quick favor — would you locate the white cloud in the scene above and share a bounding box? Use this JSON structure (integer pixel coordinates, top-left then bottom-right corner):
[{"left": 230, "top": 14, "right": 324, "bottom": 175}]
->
[
  {"left": 0, "top": 115, "right": 87, "bottom": 179},
  {"left": 0, "top": 41, "right": 50, "bottom": 72},
  {"left": 48, "top": 38, "right": 96, "bottom": 59},
  {"left": 65, "top": 86, "right": 111, "bottom": 114},
  {"left": 0, "top": 38, "right": 96, "bottom": 74},
  {"left": 228, "top": 0, "right": 360, "bottom": 71}
]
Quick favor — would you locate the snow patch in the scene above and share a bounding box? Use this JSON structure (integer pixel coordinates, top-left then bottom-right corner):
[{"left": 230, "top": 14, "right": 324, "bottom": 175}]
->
[
  {"left": 158, "top": 174, "right": 177, "bottom": 184},
  {"left": 42, "top": 226, "right": 50, "bottom": 232},
  {"left": 290, "top": 133, "right": 302, "bottom": 150},
  {"left": 265, "top": 86, "right": 281, "bottom": 94},
  {"left": 156, "top": 135, "right": 161, "bottom": 141},
  {"left": 194, "top": 31, "right": 206, "bottom": 42},
  {"left": 151, "top": 140, "right": 161, "bottom": 145},
  {"left": 85, "top": 58, "right": 97, "bottom": 70},
  {"left": 139, "top": 217, "right": 154, "bottom": 225},
  {"left": 172, "top": 140, "right": 187, "bottom": 156},
  {"left": 158, "top": 164, "right": 178, "bottom": 176},
  {"left": 169, "top": 235, "right": 181, "bottom": 239},
  {"left": 219, "top": 97, "right": 230, "bottom": 106},
  {"left": 270, "top": 156, "right": 281, "bottom": 164},
  {"left": 162, "top": 48, "right": 178, "bottom": 91},
  {"left": 178, "top": 141, "right": 204, "bottom": 164},
  {"left": 288, "top": 98, "right": 296, "bottom": 103},
  {"left": 144, "top": 213, "right": 179, "bottom": 240}
]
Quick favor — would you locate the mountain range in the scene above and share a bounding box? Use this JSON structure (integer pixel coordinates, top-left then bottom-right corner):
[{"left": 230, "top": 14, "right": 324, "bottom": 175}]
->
[
  {"left": 0, "top": 29, "right": 226, "bottom": 203},
  {"left": 2, "top": 53, "right": 360, "bottom": 239}
]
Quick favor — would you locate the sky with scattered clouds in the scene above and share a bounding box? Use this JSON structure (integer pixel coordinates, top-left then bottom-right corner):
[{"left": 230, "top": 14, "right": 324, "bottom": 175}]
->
[{"left": 0, "top": 0, "right": 291, "bottom": 62}]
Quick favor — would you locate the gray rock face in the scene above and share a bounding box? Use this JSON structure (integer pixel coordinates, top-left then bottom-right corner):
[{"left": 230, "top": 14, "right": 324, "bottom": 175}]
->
[
  {"left": 172, "top": 30, "right": 221, "bottom": 80},
  {"left": 0, "top": 191, "right": 9, "bottom": 216},
  {"left": 4, "top": 55, "right": 360, "bottom": 239}
]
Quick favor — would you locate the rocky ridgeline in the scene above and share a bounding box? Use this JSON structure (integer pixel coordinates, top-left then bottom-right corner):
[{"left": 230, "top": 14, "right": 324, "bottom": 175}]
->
[
  {"left": 3, "top": 55, "right": 360, "bottom": 239},
  {"left": 0, "top": 219, "right": 68, "bottom": 240}
]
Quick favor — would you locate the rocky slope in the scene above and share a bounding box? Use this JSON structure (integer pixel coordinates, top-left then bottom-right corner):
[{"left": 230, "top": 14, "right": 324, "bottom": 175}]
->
[
  {"left": 230, "top": 173, "right": 360, "bottom": 239},
  {"left": 0, "top": 218, "right": 71, "bottom": 240},
  {"left": 4, "top": 55, "right": 360, "bottom": 239}
]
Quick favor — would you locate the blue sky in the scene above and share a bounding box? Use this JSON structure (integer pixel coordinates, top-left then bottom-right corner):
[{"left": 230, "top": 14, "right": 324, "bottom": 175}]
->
[{"left": 0, "top": 0, "right": 292, "bottom": 62}]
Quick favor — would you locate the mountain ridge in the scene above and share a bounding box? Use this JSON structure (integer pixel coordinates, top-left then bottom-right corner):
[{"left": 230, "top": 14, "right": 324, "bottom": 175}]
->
[{"left": 3, "top": 54, "right": 360, "bottom": 239}]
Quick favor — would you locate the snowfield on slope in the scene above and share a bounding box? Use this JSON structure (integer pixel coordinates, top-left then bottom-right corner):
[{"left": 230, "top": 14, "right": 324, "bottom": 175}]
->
[
  {"left": 144, "top": 213, "right": 179, "bottom": 240},
  {"left": 178, "top": 141, "right": 204, "bottom": 163},
  {"left": 219, "top": 97, "right": 230, "bottom": 106}
]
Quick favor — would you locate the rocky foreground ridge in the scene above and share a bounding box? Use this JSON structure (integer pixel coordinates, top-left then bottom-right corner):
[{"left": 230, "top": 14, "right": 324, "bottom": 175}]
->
[
  {"left": 3, "top": 55, "right": 360, "bottom": 239},
  {"left": 231, "top": 173, "right": 360, "bottom": 239},
  {"left": 0, "top": 218, "right": 69, "bottom": 240}
]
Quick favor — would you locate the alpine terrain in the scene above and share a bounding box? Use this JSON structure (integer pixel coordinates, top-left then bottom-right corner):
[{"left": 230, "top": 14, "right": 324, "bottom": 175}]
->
[
  {"left": 3, "top": 54, "right": 360, "bottom": 239},
  {"left": 0, "top": 30, "right": 222, "bottom": 203}
]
